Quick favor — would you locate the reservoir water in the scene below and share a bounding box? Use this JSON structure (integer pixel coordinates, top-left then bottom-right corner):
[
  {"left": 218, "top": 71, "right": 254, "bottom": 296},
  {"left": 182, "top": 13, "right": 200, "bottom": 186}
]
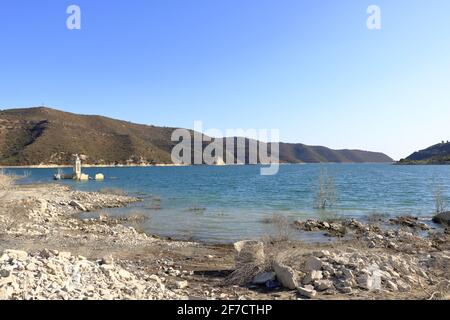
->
[{"left": 7, "top": 164, "right": 450, "bottom": 243}]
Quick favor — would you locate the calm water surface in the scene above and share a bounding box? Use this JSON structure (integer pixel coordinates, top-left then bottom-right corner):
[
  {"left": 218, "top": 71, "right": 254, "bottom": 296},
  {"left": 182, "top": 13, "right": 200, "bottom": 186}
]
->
[{"left": 7, "top": 164, "right": 450, "bottom": 243}]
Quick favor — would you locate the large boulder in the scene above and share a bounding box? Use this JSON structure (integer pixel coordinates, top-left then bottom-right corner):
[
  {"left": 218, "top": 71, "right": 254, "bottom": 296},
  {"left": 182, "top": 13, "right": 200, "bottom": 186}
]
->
[
  {"left": 433, "top": 212, "right": 450, "bottom": 226},
  {"left": 272, "top": 261, "right": 299, "bottom": 290},
  {"left": 304, "top": 256, "right": 323, "bottom": 272}
]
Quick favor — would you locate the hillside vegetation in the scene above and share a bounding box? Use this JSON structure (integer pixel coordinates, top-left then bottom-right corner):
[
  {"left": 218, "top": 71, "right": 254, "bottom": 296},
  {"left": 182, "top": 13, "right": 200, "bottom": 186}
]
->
[
  {"left": 399, "top": 142, "right": 450, "bottom": 165},
  {"left": 0, "top": 107, "right": 392, "bottom": 166}
]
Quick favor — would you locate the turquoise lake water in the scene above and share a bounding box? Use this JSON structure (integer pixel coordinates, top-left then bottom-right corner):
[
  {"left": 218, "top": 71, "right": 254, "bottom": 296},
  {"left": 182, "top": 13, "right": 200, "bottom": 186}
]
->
[{"left": 6, "top": 164, "right": 450, "bottom": 243}]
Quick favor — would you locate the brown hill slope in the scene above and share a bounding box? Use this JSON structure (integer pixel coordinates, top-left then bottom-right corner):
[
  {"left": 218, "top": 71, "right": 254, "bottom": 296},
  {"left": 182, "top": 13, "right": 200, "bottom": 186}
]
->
[
  {"left": 398, "top": 141, "right": 450, "bottom": 164},
  {"left": 0, "top": 107, "right": 392, "bottom": 166}
]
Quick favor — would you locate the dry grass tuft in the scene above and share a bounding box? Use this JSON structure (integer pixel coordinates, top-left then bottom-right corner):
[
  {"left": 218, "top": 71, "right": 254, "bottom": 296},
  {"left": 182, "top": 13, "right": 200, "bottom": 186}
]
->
[
  {"left": 99, "top": 188, "right": 126, "bottom": 196},
  {"left": 313, "top": 168, "right": 337, "bottom": 210},
  {"left": 223, "top": 240, "right": 269, "bottom": 286},
  {"left": 435, "top": 186, "right": 446, "bottom": 214},
  {"left": 261, "top": 214, "right": 293, "bottom": 244},
  {"left": 0, "top": 169, "right": 15, "bottom": 190}
]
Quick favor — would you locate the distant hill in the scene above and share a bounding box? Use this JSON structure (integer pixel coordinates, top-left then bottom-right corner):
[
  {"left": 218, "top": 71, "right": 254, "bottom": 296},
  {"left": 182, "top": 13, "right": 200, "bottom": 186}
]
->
[
  {"left": 0, "top": 107, "right": 393, "bottom": 166},
  {"left": 399, "top": 142, "right": 450, "bottom": 164}
]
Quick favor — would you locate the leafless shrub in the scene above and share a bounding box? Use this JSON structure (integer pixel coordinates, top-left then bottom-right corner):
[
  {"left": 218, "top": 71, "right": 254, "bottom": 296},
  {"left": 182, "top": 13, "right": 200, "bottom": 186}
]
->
[
  {"left": 223, "top": 241, "right": 269, "bottom": 286},
  {"left": 0, "top": 169, "right": 14, "bottom": 190},
  {"left": 435, "top": 186, "right": 446, "bottom": 214},
  {"left": 261, "top": 214, "right": 293, "bottom": 243},
  {"left": 223, "top": 262, "right": 268, "bottom": 286},
  {"left": 313, "top": 168, "right": 337, "bottom": 210},
  {"left": 22, "top": 170, "right": 31, "bottom": 178}
]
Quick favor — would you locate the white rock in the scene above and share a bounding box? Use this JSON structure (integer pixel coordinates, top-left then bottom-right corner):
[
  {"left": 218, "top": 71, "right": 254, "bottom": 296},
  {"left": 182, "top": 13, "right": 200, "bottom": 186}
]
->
[
  {"left": 0, "top": 254, "right": 10, "bottom": 263},
  {"left": 273, "top": 261, "right": 298, "bottom": 290},
  {"left": 298, "top": 285, "right": 317, "bottom": 298},
  {"left": 357, "top": 273, "right": 380, "bottom": 291},
  {"left": 69, "top": 200, "right": 87, "bottom": 212},
  {"left": 175, "top": 280, "right": 189, "bottom": 289},
  {"left": 314, "top": 279, "right": 334, "bottom": 291},
  {"left": 26, "top": 263, "right": 37, "bottom": 271},
  {"left": 303, "top": 270, "right": 323, "bottom": 285},
  {"left": 4, "top": 250, "right": 28, "bottom": 260},
  {"left": 118, "top": 269, "right": 133, "bottom": 280},
  {"left": 58, "top": 252, "right": 72, "bottom": 259},
  {"left": 304, "top": 256, "right": 323, "bottom": 272}
]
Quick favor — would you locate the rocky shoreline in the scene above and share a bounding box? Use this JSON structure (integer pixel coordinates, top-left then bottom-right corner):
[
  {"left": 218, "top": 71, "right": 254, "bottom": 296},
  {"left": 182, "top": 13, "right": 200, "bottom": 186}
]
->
[{"left": 0, "top": 183, "right": 449, "bottom": 300}]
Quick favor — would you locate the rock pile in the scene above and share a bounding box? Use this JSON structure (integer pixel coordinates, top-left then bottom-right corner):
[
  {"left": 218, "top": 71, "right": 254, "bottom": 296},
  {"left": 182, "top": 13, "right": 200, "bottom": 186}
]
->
[
  {"left": 295, "top": 218, "right": 435, "bottom": 253},
  {"left": 294, "top": 220, "right": 346, "bottom": 236},
  {"left": 0, "top": 249, "right": 178, "bottom": 300},
  {"left": 267, "top": 249, "right": 433, "bottom": 298},
  {"left": 253, "top": 248, "right": 436, "bottom": 298},
  {"left": 389, "top": 216, "right": 430, "bottom": 231}
]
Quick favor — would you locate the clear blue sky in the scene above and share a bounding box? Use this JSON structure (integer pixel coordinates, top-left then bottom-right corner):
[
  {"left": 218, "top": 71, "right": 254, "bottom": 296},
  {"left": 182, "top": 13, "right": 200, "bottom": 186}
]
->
[{"left": 1, "top": 0, "right": 449, "bottom": 160}]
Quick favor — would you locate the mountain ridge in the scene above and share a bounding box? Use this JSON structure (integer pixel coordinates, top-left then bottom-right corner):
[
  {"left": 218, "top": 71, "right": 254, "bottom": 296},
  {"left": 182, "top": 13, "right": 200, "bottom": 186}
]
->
[
  {"left": 399, "top": 141, "right": 450, "bottom": 164},
  {"left": 0, "top": 107, "right": 393, "bottom": 166}
]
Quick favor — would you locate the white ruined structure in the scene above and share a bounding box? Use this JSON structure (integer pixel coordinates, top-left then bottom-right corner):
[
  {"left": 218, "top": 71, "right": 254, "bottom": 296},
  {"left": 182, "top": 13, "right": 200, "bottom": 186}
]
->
[
  {"left": 54, "top": 154, "right": 104, "bottom": 181},
  {"left": 74, "top": 154, "right": 82, "bottom": 180},
  {"left": 73, "top": 154, "right": 89, "bottom": 181}
]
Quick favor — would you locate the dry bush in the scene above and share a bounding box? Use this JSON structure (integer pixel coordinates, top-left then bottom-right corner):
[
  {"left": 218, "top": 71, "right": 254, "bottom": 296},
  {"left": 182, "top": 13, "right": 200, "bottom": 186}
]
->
[
  {"left": 223, "top": 241, "right": 270, "bottom": 286},
  {"left": 313, "top": 168, "right": 337, "bottom": 210},
  {"left": 435, "top": 186, "right": 446, "bottom": 214},
  {"left": 0, "top": 169, "right": 14, "bottom": 190},
  {"left": 261, "top": 214, "right": 293, "bottom": 243},
  {"left": 223, "top": 262, "right": 269, "bottom": 286}
]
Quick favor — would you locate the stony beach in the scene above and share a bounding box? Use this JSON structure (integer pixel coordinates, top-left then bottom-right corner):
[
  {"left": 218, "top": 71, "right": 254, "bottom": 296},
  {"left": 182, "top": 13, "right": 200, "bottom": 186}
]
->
[{"left": 0, "top": 180, "right": 449, "bottom": 300}]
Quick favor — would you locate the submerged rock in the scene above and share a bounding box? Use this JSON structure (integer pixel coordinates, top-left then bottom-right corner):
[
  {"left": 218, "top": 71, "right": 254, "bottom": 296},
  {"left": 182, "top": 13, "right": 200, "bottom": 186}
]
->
[
  {"left": 433, "top": 212, "right": 450, "bottom": 226},
  {"left": 390, "top": 216, "right": 430, "bottom": 230}
]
